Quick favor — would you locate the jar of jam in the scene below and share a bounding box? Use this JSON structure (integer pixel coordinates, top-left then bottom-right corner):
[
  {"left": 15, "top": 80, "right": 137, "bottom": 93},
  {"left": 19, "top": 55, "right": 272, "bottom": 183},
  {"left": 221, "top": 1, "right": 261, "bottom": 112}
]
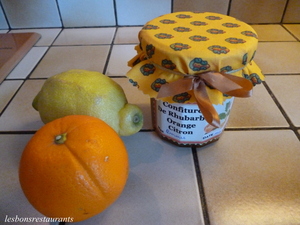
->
[
  {"left": 127, "top": 11, "right": 264, "bottom": 146},
  {"left": 150, "top": 97, "right": 234, "bottom": 146}
]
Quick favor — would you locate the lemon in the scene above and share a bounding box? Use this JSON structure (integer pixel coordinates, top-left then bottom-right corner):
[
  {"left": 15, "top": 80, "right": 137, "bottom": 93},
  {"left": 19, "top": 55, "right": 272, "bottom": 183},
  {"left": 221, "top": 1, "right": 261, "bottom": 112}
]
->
[{"left": 32, "top": 69, "right": 143, "bottom": 136}]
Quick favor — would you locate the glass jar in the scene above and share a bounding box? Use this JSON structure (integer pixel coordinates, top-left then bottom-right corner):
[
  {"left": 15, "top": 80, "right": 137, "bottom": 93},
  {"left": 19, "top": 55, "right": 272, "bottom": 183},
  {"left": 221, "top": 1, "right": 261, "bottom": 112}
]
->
[
  {"left": 127, "top": 11, "right": 264, "bottom": 147},
  {"left": 151, "top": 97, "right": 234, "bottom": 146}
]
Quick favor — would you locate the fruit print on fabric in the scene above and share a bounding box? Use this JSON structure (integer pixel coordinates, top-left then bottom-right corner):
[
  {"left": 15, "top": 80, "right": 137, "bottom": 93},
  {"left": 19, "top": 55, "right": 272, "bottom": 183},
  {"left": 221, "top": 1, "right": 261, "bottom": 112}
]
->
[
  {"left": 190, "top": 21, "right": 208, "bottom": 26},
  {"left": 208, "top": 45, "right": 230, "bottom": 54},
  {"left": 241, "top": 31, "right": 258, "bottom": 38},
  {"left": 146, "top": 44, "right": 155, "bottom": 58},
  {"left": 242, "top": 53, "right": 248, "bottom": 65},
  {"left": 151, "top": 78, "right": 167, "bottom": 92},
  {"left": 160, "top": 19, "right": 176, "bottom": 24},
  {"left": 176, "top": 14, "right": 192, "bottom": 19},
  {"left": 127, "top": 11, "right": 264, "bottom": 105},
  {"left": 173, "top": 27, "right": 192, "bottom": 32},
  {"left": 140, "top": 64, "right": 155, "bottom": 76},
  {"left": 129, "top": 79, "right": 138, "bottom": 87},
  {"left": 221, "top": 65, "right": 233, "bottom": 73},
  {"left": 207, "top": 29, "right": 226, "bottom": 34},
  {"left": 162, "top": 59, "right": 176, "bottom": 70},
  {"left": 250, "top": 51, "right": 256, "bottom": 61},
  {"left": 244, "top": 73, "right": 262, "bottom": 86},
  {"left": 143, "top": 24, "right": 159, "bottom": 30},
  {"left": 189, "top": 35, "right": 209, "bottom": 42},
  {"left": 189, "top": 58, "right": 210, "bottom": 71},
  {"left": 222, "top": 23, "right": 240, "bottom": 28},
  {"left": 170, "top": 43, "right": 191, "bottom": 51},
  {"left": 155, "top": 33, "right": 174, "bottom": 39},
  {"left": 205, "top": 15, "right": 222, "bottom": 20},
  {"left": 173, "top": 92, "right": 192, "bottom": 103},
  {"left": 225, "top": 37, "right": 246, "bottom": 44}
]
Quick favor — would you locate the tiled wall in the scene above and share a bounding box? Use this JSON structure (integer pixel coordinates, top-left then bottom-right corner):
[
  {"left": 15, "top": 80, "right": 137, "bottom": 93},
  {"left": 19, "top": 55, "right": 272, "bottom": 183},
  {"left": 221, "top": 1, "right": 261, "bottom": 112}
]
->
[{"left": 0, "top": 0, "right": 299, "bottom": 29}]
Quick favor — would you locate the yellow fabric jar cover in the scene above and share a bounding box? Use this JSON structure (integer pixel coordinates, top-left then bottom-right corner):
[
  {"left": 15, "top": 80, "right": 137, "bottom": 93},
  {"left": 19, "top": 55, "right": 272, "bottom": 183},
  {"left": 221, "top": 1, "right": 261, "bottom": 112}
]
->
[{"left": 127, "top": 11, "right": 264, "bottom": 106}]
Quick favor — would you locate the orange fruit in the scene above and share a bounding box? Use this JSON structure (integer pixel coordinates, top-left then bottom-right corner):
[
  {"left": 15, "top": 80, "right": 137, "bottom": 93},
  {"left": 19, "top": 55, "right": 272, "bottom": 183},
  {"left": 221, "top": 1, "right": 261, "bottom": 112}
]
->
[{"left": 19, "top": 115, "right": 129, "bottom": 222}]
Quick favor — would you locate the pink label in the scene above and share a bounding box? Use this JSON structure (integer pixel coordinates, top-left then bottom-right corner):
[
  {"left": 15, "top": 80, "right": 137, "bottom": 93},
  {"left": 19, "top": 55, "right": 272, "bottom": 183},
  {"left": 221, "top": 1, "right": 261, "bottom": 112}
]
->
[{"left": 153, "top": 98, "right": 234, "bottom": 145}]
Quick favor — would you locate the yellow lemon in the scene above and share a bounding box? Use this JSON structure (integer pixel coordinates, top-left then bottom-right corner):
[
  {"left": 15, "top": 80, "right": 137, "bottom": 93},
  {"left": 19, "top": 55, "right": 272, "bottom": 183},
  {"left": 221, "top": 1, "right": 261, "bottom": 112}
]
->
[{"left": 32, "top": 69, "right": 143, "bottom": 136}]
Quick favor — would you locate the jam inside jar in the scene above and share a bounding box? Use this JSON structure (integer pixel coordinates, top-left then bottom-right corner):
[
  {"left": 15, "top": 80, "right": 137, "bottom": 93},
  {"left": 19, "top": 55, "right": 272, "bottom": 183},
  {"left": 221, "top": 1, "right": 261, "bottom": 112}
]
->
[{"left": 151, "top": 97, "right": 234, "bottom": 147}]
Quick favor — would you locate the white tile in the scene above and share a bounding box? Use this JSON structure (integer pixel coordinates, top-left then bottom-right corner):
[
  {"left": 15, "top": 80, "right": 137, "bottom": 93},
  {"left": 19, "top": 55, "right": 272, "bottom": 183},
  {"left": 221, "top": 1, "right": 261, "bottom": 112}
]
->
[
  {"left": 198, "top": 130, "right": 300, "bottom": 225},
  {"left": 229, "top": 0, "right": 286, "bottom": 23},
  {"left": 7, "top": 47, "right": 48, "bottom": 79},
  {"left": 116, "top": 0, "right": 171, "bottom": 26},
  {"left": 283, "top": 0, "right": 300, "bottom": 23},
  {"left": 112, "top": 78, "right": 152, "bottom": 130},
  {"left": 53, "top": 28, "right": 115, "bottom": 45},
  {"left": 1, "top": 0, "right": 61, "bottom": 28},
  {"left": 251, "top": 25, "right": 297, "bottom": 42},
  {"left": 254, "top": 42, "right": 300, "bottom": 74},
  {"left": 0, "top": 30, "right": 9, "bottom": 33},
  {"left": 0, "top": 6, "right": 8, "bottom": 29},
  {"left": 0, "top": 134, "right": 57, "bottom": 225},
  {"left": 0, "top": 80, "right": 23, "bottom": 113},
  {"left": 71, "top": 132, "right": 204, "bottom": 225},
  {"left": 266, "top": 75, "right": 300, "bottom": 126},
  {"left": 173, "top": 0, "right": 230, "bottom": 15},
  {"left": 283, "top": 24, "right": 300, "bottom": 40},
  {"left": 57, "top": 0, "right": 115, "bottom": 27},
  {"left": 227, "top": 83, "right": 288, "bottom": 128},
  {"left": 30, "top": 46, "right": 110, "bottom": 78},
  {"left": 114, "top": 27, "right": 142, "bottom": 44},
  {"left": 106, "top": 45, "right": 137, "bottom": 76},
  {"left": 0, "top": 80, "right": 44, "bottom": 132},
  {"left": 9, "top": 29, "right": 61, "bottom": 46}
]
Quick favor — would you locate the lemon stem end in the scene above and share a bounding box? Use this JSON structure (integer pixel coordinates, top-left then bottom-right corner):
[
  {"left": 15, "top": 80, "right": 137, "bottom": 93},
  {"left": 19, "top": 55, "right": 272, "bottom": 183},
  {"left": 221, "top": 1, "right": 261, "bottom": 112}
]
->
[{"left": 133, "top": 114, "right": 140, "bottom": 124}]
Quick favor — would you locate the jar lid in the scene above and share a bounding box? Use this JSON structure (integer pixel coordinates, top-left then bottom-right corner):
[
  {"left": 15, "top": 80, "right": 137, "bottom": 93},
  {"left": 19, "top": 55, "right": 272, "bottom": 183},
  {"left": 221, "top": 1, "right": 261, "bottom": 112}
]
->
[{"left": 127, "top": 11, "right": 264, "bottom": 105}]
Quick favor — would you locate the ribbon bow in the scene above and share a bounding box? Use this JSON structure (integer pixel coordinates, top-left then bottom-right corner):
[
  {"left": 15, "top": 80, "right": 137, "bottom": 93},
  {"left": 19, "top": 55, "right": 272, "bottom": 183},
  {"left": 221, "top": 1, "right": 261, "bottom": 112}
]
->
[{"left": 157, "top": 71, "right": 253, "bottom": 128}]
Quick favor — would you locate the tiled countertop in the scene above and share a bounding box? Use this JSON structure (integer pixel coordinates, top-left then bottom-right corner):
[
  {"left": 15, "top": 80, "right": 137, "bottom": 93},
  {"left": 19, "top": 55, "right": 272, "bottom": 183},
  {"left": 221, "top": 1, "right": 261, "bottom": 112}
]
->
[{"left": 0, "top": 25, "right": 300, "bottom": 225}]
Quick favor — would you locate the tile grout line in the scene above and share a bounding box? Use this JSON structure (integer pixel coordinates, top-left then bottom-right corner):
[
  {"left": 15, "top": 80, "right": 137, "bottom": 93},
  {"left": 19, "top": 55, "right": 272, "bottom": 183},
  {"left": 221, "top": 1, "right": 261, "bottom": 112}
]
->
[
  {"left": 0, "top": 36, "right": 56, "bottom": 116},
  {"left": 24, "top": 46, "right": 51, "bottom": 80},
  {"left": 225, "top": 127, "right": 294, "bottom": 131},
  {"left": 280, "top": 24, "right": 300, "bottom": 42},
  {"left": 112, "top": 0, "right": 118, "bottom": 26},
  {"left": 1, "top": 28, "right": 61, "bottom": 115},
  {"left": 192, "top": 146, "right": 210, "bottom": 225},
  {"left": 264, "top": 73, "right": 300, "bottom": 76},
  {"left": 0, "top": 79, "right": 27, "bottom": 117},
  {"left": 54, "top": 0, "right": 64, "bottom": 28},
  {"left": 280, "top": 1, "right": 291, "bottom": 24},
  {"left": 51, "top": 28, "right": 64, "bottom": 45},
  {"left": 227, "top": 0, "right": 233, "bottom": 15},
  {"left": 0, "top": 131, "right": 36, "bottom": 135},
  {"left": 262, "top": 81, "right": 300, "bottom": 141},
  {"left": 102, "top": 28, "right": 118, "bottom": 75}
]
